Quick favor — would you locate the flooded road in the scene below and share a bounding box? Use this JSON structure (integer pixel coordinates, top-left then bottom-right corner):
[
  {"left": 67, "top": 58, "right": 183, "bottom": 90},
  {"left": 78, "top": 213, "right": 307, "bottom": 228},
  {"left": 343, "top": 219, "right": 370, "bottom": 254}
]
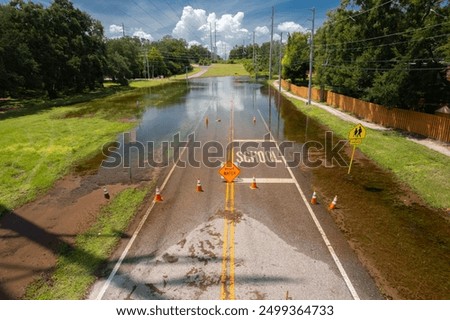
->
[
  {"left": 89, "top": 77, "right": 385, "bottom": 300},
  {"left": 93, "top": 76, "right": 448, "bottom": 300}
]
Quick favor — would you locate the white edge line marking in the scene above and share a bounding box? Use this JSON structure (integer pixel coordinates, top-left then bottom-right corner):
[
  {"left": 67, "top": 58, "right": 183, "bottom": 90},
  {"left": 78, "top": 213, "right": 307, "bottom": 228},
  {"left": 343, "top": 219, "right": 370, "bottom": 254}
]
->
[
  {"left": 96, "top": 106, "right": 209, "bottom": 300},
  {"left": 233, "top": 139, "right": 276, "bottom": 142},
  {"left": 257, "top": 109, "right": 361, "bottom": 300},
  {"left": 236, "top": 178, "right": 295, "bottom": 183}
]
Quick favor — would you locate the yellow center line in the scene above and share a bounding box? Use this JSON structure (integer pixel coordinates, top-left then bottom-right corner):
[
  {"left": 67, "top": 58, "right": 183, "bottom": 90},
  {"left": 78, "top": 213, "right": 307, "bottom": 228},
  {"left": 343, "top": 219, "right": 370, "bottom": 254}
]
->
[
  {"left": 229, "top": 182, "right": 236, "bottom": 300},
  {"left": 220, "top": 99, "right": 237, "bottom": 300},
  {"left": 220, "top": 182, "right": 229, "bottom": 300}
]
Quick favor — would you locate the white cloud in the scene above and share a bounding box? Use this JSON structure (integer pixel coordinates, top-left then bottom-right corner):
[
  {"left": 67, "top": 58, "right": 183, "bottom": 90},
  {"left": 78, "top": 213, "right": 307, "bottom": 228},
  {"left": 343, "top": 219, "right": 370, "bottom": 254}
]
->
[
  {"left": 133, "top": 29, "right": 153, "bottom": 41},
  {"left": 255, "top": 26, "right": 269, "bottom": 37},
  {"left": 277, "top": 21, "right": 307, "bottom": 34},
  {"left": 173, "top": 6, "right": 208, "bottom": 42},
  {"left": 215, "top": 12, "right": 248, "bottom": 39},
  {"left": 109, "top": 24, "right": 123, "bottom": 34},
  {"left": 188, "top": 40, "right": 202, "bottom": 47},
  {"left": 172, "top": 6, "right": 249, "bottom": 58}
]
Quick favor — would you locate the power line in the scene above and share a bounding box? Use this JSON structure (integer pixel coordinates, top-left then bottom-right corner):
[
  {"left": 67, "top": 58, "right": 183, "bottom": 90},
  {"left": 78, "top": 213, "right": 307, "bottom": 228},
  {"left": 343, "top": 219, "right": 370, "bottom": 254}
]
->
[
  {"left": 308, "top": 7, "right": 315, "bottom": 105},
  {"left": 325, "top": 0, "right": 396, "bottom": 25},
  {"left": 346, "top": 0, "right": 395, "bottom": 20},
  {"left": 322, "top": 32, "right": 450, "bottom": 52},
  {"left": 116, "top": 7, "right": 155, "bottom": 33},
  {"left": 322, "top": 65, "right": 446, "bottom": 72},
  {"left": 316, "top": 21, "right": 450, "bottom": 49}
]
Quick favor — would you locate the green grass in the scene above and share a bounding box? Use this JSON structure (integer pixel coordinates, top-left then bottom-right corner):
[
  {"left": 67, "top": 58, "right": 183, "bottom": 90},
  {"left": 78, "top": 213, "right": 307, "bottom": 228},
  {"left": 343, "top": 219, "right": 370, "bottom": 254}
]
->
[
  {"left": 129, "top": 78, "right": 172, "bottom": 88},
  {"left": 24, "top": 187, "right": 148, "bottom": 299},
  {"left": 0, "top": 109, "right": 134, "bottom": 214},
  {"left": 200, "top": 63, "right": 249, "bottom": 77},
  {"left": 0, "top": 87, "right": 157, "bottom": 215},
  {"left": 129, "top": 66, "right": 202, "bottom": 88},
  {"left": 285, "top": 98, "right": 450, "bottom": 209}
]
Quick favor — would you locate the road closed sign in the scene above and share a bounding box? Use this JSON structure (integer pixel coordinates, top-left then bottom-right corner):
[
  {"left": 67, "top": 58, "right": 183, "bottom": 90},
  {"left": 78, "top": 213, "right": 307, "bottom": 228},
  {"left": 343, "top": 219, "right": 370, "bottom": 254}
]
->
[
  {"left": 348, "top": 123, "right": 366, "bottom": 145},
  {"left": 219, "top": 161, "right": 240, "bottom": 183}
]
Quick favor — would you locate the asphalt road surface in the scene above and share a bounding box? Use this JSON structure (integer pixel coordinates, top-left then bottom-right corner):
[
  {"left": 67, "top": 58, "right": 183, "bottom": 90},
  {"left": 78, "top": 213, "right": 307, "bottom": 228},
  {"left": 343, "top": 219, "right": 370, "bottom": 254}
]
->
[{"left": 88, "top": 77, "right": 382, "bottom": 300}]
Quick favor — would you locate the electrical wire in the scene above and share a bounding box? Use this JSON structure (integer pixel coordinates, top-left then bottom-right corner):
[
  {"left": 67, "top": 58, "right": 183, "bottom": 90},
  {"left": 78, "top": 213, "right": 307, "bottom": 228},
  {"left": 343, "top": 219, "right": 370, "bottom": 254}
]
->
[{"left": 316, "top": 21, "right": 450, "bottom": 49}]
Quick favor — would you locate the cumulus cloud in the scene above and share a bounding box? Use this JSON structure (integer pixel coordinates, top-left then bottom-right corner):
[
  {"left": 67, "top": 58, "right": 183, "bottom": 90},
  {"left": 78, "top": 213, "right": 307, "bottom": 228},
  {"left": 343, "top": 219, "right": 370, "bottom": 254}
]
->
[
  {"left": 172, "top": 6, "right": 249, "bottom": 57},
  {"left": 215, "top": 12, "right": 248, "bottom": 39},
  {"left": 188, "top": 40, "right": 202, "bottom": 47},
  {"left": 133, "top": 29, "right": 153, "bottom": 41},
  {"left": 109, "top": 24, "right": 123, "bottom": 34},
  {"left": 255, "top": 26, "right": 269, "bottom": 37},
  {"left": 277, "top": 21, "right": 307, "bottom": 33},
  {"left": 173, "top": 6, "right": 208, "bottom": 42}
]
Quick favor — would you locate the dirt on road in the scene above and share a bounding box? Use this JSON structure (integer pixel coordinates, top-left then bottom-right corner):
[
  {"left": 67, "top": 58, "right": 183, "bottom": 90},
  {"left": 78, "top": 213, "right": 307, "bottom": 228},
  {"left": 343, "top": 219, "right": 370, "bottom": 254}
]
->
[{"left": 0, "top": 164, "right": 153, "bottom": 299}]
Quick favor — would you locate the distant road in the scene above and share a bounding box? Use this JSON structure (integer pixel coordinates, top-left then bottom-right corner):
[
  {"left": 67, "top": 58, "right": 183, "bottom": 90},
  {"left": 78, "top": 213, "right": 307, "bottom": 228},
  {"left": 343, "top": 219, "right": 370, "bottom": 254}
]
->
[{"left": 188, "top": 66, "right": 209, "bottom": 78}]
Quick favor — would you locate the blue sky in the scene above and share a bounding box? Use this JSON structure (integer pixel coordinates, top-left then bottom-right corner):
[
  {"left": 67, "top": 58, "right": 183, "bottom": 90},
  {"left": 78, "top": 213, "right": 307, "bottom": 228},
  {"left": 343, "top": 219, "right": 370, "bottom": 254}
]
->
[{"left": 8, "top": 0, "right": 342, "bottom": 55}]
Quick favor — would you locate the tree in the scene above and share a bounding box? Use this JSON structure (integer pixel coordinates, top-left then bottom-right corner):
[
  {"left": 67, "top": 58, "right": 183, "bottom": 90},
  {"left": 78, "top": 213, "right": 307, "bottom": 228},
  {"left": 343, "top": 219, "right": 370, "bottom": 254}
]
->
[
  {"left": 282, "top": 32, "right": 309, "bottom": 83},
  {"left": 154, "top": 36, "right": 191, "bottom": 76},
  {"left": 105, "top": 37, "right": 141, "bottom": 84},
  {"left": 188, "top": 44, "right": 211, "bottom": 63},
  {"left": 147, "top": 47, "right": 166, "bottom": 78},
  {"left": 315, "top": 0, "right": 450, "bottom": 110},
  {"left": 0, "top": 0, "right": 106, "bottom": 98}
]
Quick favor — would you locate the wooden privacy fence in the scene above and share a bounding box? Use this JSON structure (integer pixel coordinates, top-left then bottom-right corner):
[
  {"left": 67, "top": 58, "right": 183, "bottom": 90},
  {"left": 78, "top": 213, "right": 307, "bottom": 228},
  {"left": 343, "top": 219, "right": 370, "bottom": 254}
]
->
[{"left": 281, "top": 80, "right": 450, "bottom": 143}]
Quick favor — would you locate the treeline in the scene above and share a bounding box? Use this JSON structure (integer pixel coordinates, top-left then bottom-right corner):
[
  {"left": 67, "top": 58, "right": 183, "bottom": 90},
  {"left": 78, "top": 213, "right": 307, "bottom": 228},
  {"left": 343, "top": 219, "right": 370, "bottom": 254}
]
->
[
  {"left": 314, "top": 0, "right": 449, "bottom": 110},
  {"left": 106, "top": 36, "right": 212, "bottom": 85},
  {"left": 0, "top": 0, "right": 105, "bottom": 98},
  {"left": 304, "top": 0, "right": 449, "bottom": 110},
  {"left": 0, "top": 0, "right": 213, "bottom": 98},
  {"left": 229, "top": 42, "right": 278, "bottom": 76},
  {"left": 233, "top": 0, "right": 449, "bottom": 111}
]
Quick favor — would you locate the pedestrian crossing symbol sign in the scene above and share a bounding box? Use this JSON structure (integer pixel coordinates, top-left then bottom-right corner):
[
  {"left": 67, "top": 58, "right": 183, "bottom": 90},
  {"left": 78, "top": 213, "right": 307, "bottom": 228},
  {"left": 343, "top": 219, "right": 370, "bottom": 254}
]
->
[{"left": 348, "top": 123, "right": 366, "bottom": 145}]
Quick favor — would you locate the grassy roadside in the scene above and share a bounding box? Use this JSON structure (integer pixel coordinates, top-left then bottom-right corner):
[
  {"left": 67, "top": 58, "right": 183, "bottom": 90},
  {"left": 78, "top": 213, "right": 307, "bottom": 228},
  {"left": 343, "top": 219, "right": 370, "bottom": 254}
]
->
[
  {"left": 200, "top": 63, "right": 249, "bottom": 77},
  {"left": 284, "top": 95, "right": 450, "bottom": 209},
  {"left": 0, "top": 108, "right": 134, "bottom": 215},
  {"left": 24, "top": 187, "right": 149, "bottom": 299},
  {"left": 128, "top": 66, "right": 202, "bottom": 88},
  {"left": 0, "top": 86, "right": 154, "bottom": 215}
]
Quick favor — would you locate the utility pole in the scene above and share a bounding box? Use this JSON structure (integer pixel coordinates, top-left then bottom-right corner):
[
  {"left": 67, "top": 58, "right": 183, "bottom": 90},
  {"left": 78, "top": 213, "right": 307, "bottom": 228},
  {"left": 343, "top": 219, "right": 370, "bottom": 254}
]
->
[
  {"left": 269, "top": 6, "right": 274, "bottom": 80},
  {"left": 253, "top": 31, "right": 256, "bottom": 80},
  {"left": 278, "top": 33, "right": 283, "bottom": 93},
  {"left": 146, "top": 53, "right": 150, "bottom": 79},
  {"left": 214, "top": 21, "right": 217, "bottom": 62},
  {"left": 143, "top": 50, "right": 147, "bottom": 79},
  {"left": 210, "top": 23, "right": 213, "bottom": 61},
  {"left": 307, "top": 7, "right": 315, "bottom": 105},
  {"left": 122, "top": 22, "right": 125, "bottom": 37}
]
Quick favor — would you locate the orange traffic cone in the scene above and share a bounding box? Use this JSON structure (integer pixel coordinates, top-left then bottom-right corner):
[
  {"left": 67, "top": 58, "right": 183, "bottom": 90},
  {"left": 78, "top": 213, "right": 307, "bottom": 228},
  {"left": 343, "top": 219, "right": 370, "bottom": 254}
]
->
[
  {"left": 329, "top": 195, "right": 337, "bottom": 210},
  {"left": 196, "top": 178, "right": 204, "bottom": 192},
  {"left": 311, "top": 191, "right": 317, "bottom": 205},
  {"left": 154, "top": 187, "right": 163, "bottom": 202},
  {"left": 103, "top": 186, "right": 110, "bottom": 200},
  {"left": 250, "top": 176, "right": 258, "bottom": 189}
]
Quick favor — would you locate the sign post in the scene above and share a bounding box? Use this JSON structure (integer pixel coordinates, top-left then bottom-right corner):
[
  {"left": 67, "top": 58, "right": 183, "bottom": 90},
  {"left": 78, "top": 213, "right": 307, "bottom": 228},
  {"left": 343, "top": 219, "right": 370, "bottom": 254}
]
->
[{"left": 347, "top": 123, "right": 366, "bottom": 174}]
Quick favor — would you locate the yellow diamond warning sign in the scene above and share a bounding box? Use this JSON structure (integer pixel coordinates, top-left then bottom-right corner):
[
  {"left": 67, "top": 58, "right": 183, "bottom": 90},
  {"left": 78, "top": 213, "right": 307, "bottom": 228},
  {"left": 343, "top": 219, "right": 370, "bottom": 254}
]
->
[
  {"left": 219, "top": 161, "right": 240, "bottom": 183},
  {"left": 348, "top": 123, "right": 366, "bottom": 145}
]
